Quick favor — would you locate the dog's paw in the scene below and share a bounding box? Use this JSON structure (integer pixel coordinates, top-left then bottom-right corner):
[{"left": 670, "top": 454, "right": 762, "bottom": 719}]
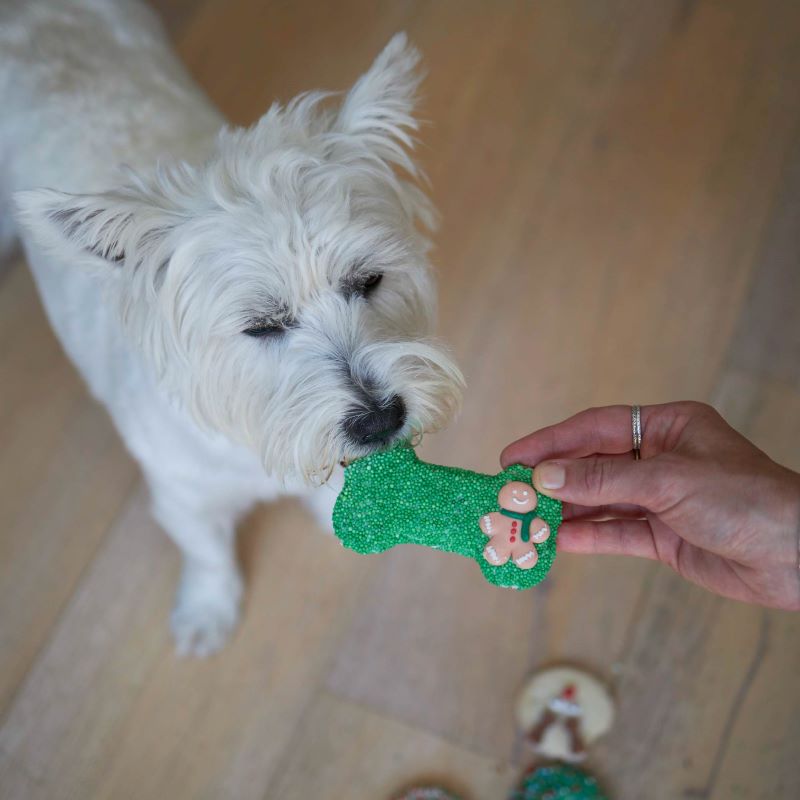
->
[{"left": 170, "top": 563, "right": 243, "bottom": 658}]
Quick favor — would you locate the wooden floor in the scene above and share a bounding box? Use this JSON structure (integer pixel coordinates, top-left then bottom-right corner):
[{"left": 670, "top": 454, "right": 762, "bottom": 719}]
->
[{"left": 2, "top": 1, "right": 800, "bottom": 798}]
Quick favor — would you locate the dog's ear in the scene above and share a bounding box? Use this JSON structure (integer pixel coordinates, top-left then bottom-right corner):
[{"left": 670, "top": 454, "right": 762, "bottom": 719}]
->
[
  {"left": 13, "top": 177, "right": 184, "bottom": 274},
  {"left": 335, "top": 32, "right": 423, "bottom": 174}
]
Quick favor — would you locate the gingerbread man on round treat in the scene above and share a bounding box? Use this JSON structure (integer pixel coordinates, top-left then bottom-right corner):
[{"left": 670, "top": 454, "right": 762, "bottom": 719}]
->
[{"left": 479, "top": 481, "right": 551, "bottom": 569}]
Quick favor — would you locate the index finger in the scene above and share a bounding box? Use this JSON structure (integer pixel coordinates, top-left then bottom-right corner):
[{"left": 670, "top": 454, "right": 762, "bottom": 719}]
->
[{"left": 500, "top": 405, "right": 655, "bottom": 468}]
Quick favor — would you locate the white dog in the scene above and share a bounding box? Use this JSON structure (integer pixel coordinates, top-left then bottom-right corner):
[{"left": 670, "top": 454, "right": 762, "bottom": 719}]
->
[{"left": 0, "top": 1, "right": 462, "bottom": 655}]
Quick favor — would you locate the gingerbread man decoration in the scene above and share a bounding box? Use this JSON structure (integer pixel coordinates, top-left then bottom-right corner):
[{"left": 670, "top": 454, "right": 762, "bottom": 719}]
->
[{"left": 479, "top": 481, "right": 551, "bottom": 569}]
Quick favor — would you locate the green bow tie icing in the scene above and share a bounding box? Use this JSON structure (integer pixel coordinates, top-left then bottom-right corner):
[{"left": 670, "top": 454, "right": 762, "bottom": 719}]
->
[
  {"left": 499, "top": 508, "right": 539, "bottom": 542},
  {"left": 332, "top": 443, "right": 561, "bottom": 590}
]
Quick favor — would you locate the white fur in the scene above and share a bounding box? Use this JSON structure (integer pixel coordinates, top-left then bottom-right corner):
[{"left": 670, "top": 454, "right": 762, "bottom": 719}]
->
[{"left": 0, "top": 1, "right": 462, "bottom": 655}]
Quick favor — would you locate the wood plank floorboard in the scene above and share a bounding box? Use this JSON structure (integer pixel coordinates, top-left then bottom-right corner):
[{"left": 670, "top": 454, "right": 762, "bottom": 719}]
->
[{"left": 1, "top": 2, "right": 798, "bottom": 798}]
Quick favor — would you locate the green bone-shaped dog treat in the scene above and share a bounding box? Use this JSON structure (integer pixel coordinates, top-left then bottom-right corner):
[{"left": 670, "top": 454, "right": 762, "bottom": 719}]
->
[{"left": 332, "top": 443, "right": 561, "bottom": 589}]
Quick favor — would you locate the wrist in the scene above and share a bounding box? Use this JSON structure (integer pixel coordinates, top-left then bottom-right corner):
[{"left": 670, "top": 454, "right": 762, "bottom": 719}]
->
[
  {"left": 783, "top": 471, "right": 800, "bottom": 562},
  {"left": 775, "top": 468, "right": 800, "bottom": 609}
]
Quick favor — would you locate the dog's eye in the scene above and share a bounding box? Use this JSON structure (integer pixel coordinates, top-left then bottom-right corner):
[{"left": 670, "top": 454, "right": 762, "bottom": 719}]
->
[
  {"left": 342, "top": 268, "right": 384, "bottom": 299},
  {"left": 243, "top": 319, "right": 289, "bottom": 339},
  {"left": 361, "top": 273, "right": 383, "bottom": 294}
]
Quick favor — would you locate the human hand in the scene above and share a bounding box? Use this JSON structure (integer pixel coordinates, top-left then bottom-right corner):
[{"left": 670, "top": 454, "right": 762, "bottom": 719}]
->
[{"left": 501, "top": 402, "right": 800, "bottom": 610}]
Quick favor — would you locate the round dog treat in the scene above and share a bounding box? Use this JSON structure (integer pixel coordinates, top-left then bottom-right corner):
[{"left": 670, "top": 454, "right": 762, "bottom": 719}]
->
[
  {"left": 509, "top": 765, "right": 610, "bottom": 800},
  {"left": 516, "top": 666, "right": 615, "bottom": 763},
  {"left": 332, "top": 443, "right": 561, "bottom": 590}
]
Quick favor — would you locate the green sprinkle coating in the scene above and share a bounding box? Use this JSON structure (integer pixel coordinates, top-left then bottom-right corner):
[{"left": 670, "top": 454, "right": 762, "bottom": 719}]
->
[
  {"left": 509, "top": 765, "right": 610, "bottom": 800},
  {"left": 332, "top": 443, "right": 561, "bottom": 590}
]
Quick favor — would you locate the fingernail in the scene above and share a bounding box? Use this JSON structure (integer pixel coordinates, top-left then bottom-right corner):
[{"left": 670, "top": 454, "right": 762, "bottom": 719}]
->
[{"left": 535, "top": 462, "right": 565, "bottom": 491}]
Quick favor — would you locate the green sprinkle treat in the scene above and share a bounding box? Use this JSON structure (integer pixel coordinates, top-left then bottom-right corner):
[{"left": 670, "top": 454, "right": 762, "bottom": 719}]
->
[
  {"left": 510, "top": 765, "right": 610, "bottom": 800},
  {"left": 332, "top": 443, "right": 561, "bottom": 590}
]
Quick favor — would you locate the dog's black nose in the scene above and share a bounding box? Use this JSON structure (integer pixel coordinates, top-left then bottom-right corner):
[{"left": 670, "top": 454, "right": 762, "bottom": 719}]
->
[{"left": 343, "top": 395, "right": 407, "bottom": 446}]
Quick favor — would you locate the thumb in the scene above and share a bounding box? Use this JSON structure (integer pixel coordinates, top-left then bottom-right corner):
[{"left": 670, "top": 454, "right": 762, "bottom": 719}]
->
[{"left": 532, "top": 454, "right": 664, "bottom": 509}]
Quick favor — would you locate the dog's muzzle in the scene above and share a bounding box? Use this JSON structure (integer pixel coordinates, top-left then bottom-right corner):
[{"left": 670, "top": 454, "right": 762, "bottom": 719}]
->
[{"left": 342, "top": 394, "right": 406, "bottom": 447}]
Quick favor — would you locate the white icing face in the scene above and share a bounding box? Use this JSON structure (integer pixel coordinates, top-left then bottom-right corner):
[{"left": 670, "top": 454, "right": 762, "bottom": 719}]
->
[{"left": 498, "top": 481, "right": 537, "bottom": 512}]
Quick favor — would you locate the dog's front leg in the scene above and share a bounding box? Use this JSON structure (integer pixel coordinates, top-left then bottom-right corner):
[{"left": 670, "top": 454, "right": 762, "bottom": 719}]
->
[
  {"left": 150, "top": 488, "right": 244, "bottom": 657},
  {"left": 299, "top": 471, "right": 343, "bottom": 535}
]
